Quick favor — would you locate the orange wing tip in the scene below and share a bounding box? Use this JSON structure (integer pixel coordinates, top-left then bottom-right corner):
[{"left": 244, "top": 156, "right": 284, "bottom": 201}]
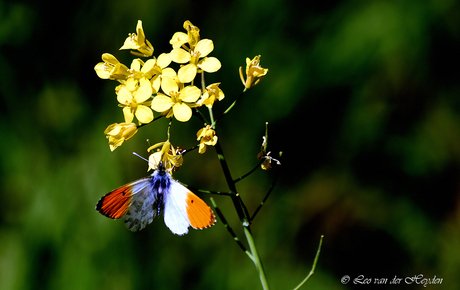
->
[
  {"left": 96, "top": 185, "right": 133, "bottom": 219},
  {"left": 186, "top": 192, "right": 217, "bottom": 230}
]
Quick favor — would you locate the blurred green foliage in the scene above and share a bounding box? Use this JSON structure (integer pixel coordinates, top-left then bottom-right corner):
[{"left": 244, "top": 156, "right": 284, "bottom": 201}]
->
[{"left": 1, "top": 0, "right": 460, "bottom": 289}]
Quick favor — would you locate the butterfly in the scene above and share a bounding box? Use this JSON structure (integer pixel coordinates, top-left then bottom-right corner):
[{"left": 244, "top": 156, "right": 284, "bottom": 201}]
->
[{"left": 96, "top": 161, "right": 216, "bottom": 235}]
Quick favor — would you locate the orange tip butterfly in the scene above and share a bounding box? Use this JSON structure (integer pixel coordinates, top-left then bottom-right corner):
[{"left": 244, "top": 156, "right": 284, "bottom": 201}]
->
[{"left": 96, "top": 157, "right": 216, "bottom": 235}]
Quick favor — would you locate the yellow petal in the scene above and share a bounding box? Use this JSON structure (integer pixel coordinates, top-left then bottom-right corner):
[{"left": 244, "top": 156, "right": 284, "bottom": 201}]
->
[
  {"left": 151, "top": 76, "right": 161, "bottom": 93},
  {"left": 108, "top": 137, "right": 123, "bottom": 151},
  {"left": 169, "top": 32, "right": 188, "bottom": 49},
  {"left": 169, "top": 48, "right": 191, "bottom": 64},
  {"left": 130, "top": 58, "right": 143, "bottom": 72},
  {"left": 117, "top": 86, "right": 132, "bottom": 105},
  {"left": 147, "top": 141, "right": 165, "bottom": 152},
  {"left": 245, "top": 57, "right": 252, "bottom": 75},
  {"left": 124, "top": 78, "right": 138, "bottom": 92},
  {"left": 199, "top": 57, "right": 221, "bottom": 73},
  {"left": 148, "top": 151, "right": 162, "bottom": 171},
  {"left": 208, "top": 83, "right": 225, "bottom": 100},
  {"left": 196, "top": 127, "right": 205, "bottom": 140},
  {"left": 137, "top": 39, "right": 154, "bottom": 57},
  {"left": 94, "top": 63, "right": 110, "bottom": 79},
  {"left": 142, "top": 59, "right": 156, "bottom": 74},
  {"left": 162, "top": 67, "right": 177, "bottom": 77},
  {"left": 101, "top": 53, "right": 120, "bottom": 64},
  {"left": 172, "top": 103, "right": 193, "bottom": 122},
  {"left": 178, "top": 64, "right": 197, "bottom": 83},
  {"left": 135, "top": 105, "right": 154, "bottom": 124},
  {"left": 161, "top": 76, "right": 178, "bottom": 96},
  {"left": 120, "top": 35, "right": 139, "bottom": 50},
  {"left": 179, "top": 85, "right": 201, "bottom": 103},
  {"left": 121, "top": 123, "right": 138, "bottom": 140},
  {"left": 104, "top": 123, "right": 120, "bottom": 135},
  {"left": 111, "top": 63, "right": 130, "bottom": 80},
  {"left": 136, "top": 20, "right": 145, "bottom": 43},
  {"left": 151, "top": 94, "right": 173, "bottom": 112},
  {"left": 184, "top": 20, "right": 200, "bottom": 48},
  {"left": 157, "top": 53, "right": 171, "bottom": 68},
  {"left": 195, "top": 39, "right": 214, "bottom": 57},
  {"left": 123, "top": 107, "right": 134, "bottom": 123},
  {"left": 135, "top": 78, "right": 153, "bottom": 103},
  {"left": 95, "top": 54, "right": 129, "bottom": 80},
  {"left": 198, "top": 142, "right": 207, "bottom": 154}
]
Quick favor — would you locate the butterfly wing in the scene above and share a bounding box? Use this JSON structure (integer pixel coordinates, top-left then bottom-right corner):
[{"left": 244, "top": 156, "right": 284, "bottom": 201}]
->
[
  {"left": 96, "top": 177, "right": 159, "bottom": 231},
  {"left": 124, "top": 179, "right": 159, "bottom": 232},
  {"left": 163, "top": 180, "right": 216, "bottom": 235}
]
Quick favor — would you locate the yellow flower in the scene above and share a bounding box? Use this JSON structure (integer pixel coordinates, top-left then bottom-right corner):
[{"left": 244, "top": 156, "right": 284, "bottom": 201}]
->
[
  {"left": 151, "top": 76, "right": 201, "bottom": 122},
  {"left": 198, "top": 83, "right": 225, "bottom": 108},
  {"left": 183, "top": 20, "right": 200, "bottom": 48},
  {"left": 104, "top": 122, "right": 138, "bottom": 151},
  {"left": 169, "top": 39, "right": 221, "bottom": 83},
  {"left": 196, "top": 126, "right": 218, "bottom": 154},
  {"left": 120, "top": 20, "right": 154, "bottom": 57},
  {"left": 239, "top": 55, "right": 268, "bottom": 89},
  {"left": 126, "top": 54, "right": 172, "bottom": 93},
  {"left": 94, "top": 53, "right": 129, "bottom": 80},
  {"left": 170, "top": 31, "right": 189, "bottom": 49},
  {"left": 129, "top": 54, "right": 171, "bottom": 79},
  {"left": 147, "top": 140, "right": 184, "bottom": 172},
  {"left": 169, "top": 20, "right": 200, "bottom": 50},
  {"left": 117, "top": 78, "right": 154, "bottom": 125}
]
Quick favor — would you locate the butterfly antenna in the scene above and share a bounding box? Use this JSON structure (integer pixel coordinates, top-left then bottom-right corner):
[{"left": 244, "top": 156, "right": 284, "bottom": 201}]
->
[
  {"left": 133, "top": 152, "right": 162, "bottom": 171},
  {"left": 133, "top": 152, "right": 149, "bottom": 163}
]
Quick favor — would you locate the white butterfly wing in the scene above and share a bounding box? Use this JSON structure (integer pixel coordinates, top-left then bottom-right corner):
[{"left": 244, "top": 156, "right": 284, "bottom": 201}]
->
[
  {"left": 163, "top": 181, "right": 191, "bottom": 235},
  {"left": 163, "top": 180, "right": 216, "bottom": 235}
]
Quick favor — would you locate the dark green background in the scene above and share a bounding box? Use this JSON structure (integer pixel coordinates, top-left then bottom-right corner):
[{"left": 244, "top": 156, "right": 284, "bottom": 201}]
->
[{"left": 1, "top": 0, "right": 460, "bottom": 289}]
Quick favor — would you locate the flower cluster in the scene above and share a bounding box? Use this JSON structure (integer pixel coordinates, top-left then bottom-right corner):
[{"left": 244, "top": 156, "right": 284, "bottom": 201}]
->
[
  {"left": 96, "top": 20, "right": 222, "bottom": 126},
  {"left": 95, "top": 20, "right": 269, "bottom": 171},
  {"left": 95, "top": 22, "right": 281, "bottom": 287}
]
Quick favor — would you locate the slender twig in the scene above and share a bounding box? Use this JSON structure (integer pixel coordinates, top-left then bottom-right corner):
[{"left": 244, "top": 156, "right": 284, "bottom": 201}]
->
[
  {"left": 210, "top": 198, "right": 254, "bottom": 261},
  {"left": 213, "top": 90, "right": 246, "bottom": 126},
  {"left": 213, "top": 140, "right": 251, "bottom": 224},
  {"left": 181, "top": 145, "right": 198, "bottom": 155},
  {"left": 194, "top": 107, "right": 209, "bottom": 125},
  {"left": 234, "top": 159, "right": 264, "bottom": 183},
  {"left": 137, "top": 114, "right": 164, "bottom": 128},
  {"left": 201, "top": 71, "right": 206, "bottom": 91},
  {"left": 185, "top": 186, "right": 232, "bottom": 196},
  {"left": 293, "top": 235, "right": 324, "bottom": 290},
  {"left": 208, "top": 106, "right": 215, "bottom": 129},
  {"left": 213, "top": 139, "right": 270, "bottom": 290},
  {"left": 250, "top": 167, "right": 280, "bottom": 221}
]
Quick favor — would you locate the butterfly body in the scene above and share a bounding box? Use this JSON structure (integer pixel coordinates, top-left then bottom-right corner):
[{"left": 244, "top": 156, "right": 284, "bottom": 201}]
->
[{"left": 96, "top": 163, "right": 216, "bottom": 235}]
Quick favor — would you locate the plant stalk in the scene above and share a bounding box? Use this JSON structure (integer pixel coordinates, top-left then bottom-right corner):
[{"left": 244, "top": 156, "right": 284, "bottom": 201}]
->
[{"left": 214, "top": 139, "right": 269, "bottom": 289}]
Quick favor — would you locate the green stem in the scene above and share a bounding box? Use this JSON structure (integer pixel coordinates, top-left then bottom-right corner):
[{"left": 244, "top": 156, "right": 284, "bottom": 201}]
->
[
  {"left": 210, "top": 198, "right": 254, "bottom": 261},
  {"left": 234, "top": 159, "right": 264, "bottom": 183},
  {"left": 244, "top": 226, "right": 270, "bottom": 290},
  {"left": 213, "top": 139, "right": 269, "bottom": 289},
  {"left": 208, "top": 106, "right": 215, "bottom": 129},
  {"left": 213, "top": 140, "right": 250, "bottom": 224},
  {"left": 250, "top": 167, "right": 279, "bottom": 221},
  {"left": 213, "top": 89, "right": 246, "bottom": 126},
  {"left": 293, "top": 235, "right": 324, "bottom": 290}
]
